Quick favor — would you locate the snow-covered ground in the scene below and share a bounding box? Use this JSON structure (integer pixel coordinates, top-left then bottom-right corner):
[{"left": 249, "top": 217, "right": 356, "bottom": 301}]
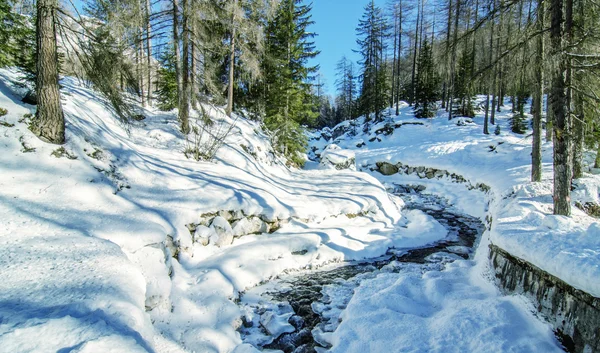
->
[
  {"left": 0, "top": 64, "right": 595, "bottom": 353},
  {"left": 311, "top": 101, "right": 600, "bottom": 298},
  {"left": 0, "top": 69, "right": 454, "bottom": 352}
]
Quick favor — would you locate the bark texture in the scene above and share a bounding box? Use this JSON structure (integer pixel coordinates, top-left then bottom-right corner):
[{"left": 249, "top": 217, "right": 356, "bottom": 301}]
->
[
  {"left": 550, "top": 0, "right": 571, "bottom": 216},
  {"left": 531, "top": 0, "right": 544, "bottom": 182},
  {"left": 31, "top": 0, "right": 65, "bottom": 144}
]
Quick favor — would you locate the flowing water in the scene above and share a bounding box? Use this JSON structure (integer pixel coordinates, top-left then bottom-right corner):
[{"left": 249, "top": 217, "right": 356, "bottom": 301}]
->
[{"left": 239, "top": 192, "right": 484, "bottom": 353}]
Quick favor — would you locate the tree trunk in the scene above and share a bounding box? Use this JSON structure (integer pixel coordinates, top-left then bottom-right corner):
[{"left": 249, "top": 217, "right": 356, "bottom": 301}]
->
[
  {"left": 395, "top": 0, "right": 402, "bottom": 115},
  {"left": 226, "top": 0, "right": 237, "bottom": 117},
  {"left": 448, "top": 0, "right": 461, "bottom": 120},
  {"left": 145, "top": 0, "right": 152, "bottom": 106},
  {"left": 441, "top": 0, "right": 453, "bottom": 110},
  {"left": 532, "top": 0, "right": 544, "bottom": 182},
  {"left": 179, "top": 0, "right": 190, "bottom": 134},
  {"left": 410, "top": 0, "right": 420, "bottom": 106},
  {"left": 550, "top": 0, "right": 571, "bottom": 216},
  {"left": 172, "top": 0, "right": 182, "bottom": 108},
  {"left": 31, "top": 0, "right": 64, "bottom": 144}
]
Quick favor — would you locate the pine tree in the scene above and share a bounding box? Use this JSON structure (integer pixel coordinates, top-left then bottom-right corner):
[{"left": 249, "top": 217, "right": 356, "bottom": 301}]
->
[
  {"left": 356, "top": 0, "right": 389, "bottom": 123},
  {"left": 262, "top": 0, "right": 319, "bottom": 166},
  {"left": 414, "top": 39, "right": 439, "bottom": 118}
]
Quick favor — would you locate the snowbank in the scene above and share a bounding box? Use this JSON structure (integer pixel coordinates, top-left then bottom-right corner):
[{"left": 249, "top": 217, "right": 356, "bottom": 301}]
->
[{"left": 0, "top": 69, "right": 448, "bottom": 352}]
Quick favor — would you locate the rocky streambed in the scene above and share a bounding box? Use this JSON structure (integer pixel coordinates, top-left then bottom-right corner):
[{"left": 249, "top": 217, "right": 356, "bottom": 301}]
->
[{"left": 238, "top": 191, "right": 484, "bottom": 353}]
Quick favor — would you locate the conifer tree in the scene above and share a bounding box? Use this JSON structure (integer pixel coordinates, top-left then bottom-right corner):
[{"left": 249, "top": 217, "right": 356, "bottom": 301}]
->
[
  {"left": 262, "top": 0, "right": 319, "bottom": 166},
  {"left": 413, "top": 39, "right": 438, "bottom": 118},
  {"left": 356, "top": 0, "right": 389, "bottom": 124}
]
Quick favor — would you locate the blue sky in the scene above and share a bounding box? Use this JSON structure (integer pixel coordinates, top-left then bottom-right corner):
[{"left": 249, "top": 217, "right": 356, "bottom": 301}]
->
[{"left": 308, "top": 0, "right": 388, "bottom": 97}]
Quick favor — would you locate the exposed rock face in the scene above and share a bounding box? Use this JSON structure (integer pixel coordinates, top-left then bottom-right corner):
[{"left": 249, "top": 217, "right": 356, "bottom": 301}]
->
[{"left": 490, "top": 245, "right": 600, "bottom": 353}]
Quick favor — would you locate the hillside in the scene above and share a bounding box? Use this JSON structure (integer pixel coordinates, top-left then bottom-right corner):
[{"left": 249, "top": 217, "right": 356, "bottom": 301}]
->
[{"left": 1, "top": 69, "right": 598, "bottom": 353}]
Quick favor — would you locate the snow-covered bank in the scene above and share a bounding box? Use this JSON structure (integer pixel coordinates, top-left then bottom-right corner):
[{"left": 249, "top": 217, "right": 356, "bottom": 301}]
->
[
  {"left": 0, "top": 69, "right": 455, "bottom": 352},
  {"left": 312, "top": 101, "right": 600, "bottom": 299}
]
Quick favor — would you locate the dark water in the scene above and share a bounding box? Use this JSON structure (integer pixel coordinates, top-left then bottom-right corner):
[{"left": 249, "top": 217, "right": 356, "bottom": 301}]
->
[{"left": 239, "top": 192, "right": 484, "bottom": 353}]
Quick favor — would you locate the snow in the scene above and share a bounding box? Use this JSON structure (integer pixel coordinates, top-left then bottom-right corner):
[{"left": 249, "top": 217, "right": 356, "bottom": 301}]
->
[
  {"left": 1, "top": 61, "right": 597, "bottom": 353},
  {"left": 0, "top": 68, "right": 443, "bottom": 352},
  {"left": 328, "top": 261, "right": 563, "bottom": 353},
  {"left": 314, "top": 100, "right": 600, "bottom": 298}
]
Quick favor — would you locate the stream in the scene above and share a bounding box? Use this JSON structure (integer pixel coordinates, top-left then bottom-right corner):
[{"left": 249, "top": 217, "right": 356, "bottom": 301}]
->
[{"left": 238, "top": 191, "right": 484, "bottom": 353}]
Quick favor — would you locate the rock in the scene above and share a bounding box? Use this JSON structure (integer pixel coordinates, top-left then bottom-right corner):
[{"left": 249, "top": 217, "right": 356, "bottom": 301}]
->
[
  {"left": 407, "top": 167, "right": 415, "bottom": 174},
  {"left": 232, "top": 217, "right": 268, "bottom": 237},
  {"left": 194, "top": 225, "right": 215, "bottom": 246},
  {"left": 434, "top": 169, "right": 446, "bottom": 178},
  {"left": 416, "top": 185, "right": 427, "bottom": 192},
  {"left": 132, "top": 114, "right": 146, "bottom": 121},
  {"left": 218, "top": 210, "right": 234, "bottom": 221},
  {"left": 22, "top": 90, "right": 37, "bottom": 105},
  {"left": 198, "top": 212, "right": 217, "bottom": 226},
  {"left": 377, "top": 162, "right": 399, "bottom": 176},
  {"left": 260, "top": 311, "right": 295, "bottom": 337},
  {"left": 319, "top": 144, "right": 356, "bottom": 171},
  {"left": 232, "top": 209, "right": 245, "bottom": 221},
  {"left": 426, "top": 171, "right": 435, "bottom": 179},
  {"left": 210, "top": 216, "right": 234, "bottom": 247},
  {"left": 165, "top": 235, "right": 179, "bottom": 258},
  {"left": 416, "top": 166, "right": 425, "bottom": 173}
]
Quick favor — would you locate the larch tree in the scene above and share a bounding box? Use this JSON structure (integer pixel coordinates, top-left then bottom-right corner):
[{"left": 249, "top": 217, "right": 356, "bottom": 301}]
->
[{"left": 30, "top": 0, "right": 65, "bottom": 144}]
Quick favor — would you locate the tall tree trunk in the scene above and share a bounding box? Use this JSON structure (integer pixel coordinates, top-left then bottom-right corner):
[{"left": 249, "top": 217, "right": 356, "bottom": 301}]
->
[
  {"left": 391, "top": 12, "right": 398, "bottom": 110},
  {"left": 145, "top": 0, "right": 152, "bottom": 106},
  {"left": 226, "top": 0, "right": 237, "bottom": 117},
  {"left": 532, "top": 0, "right": 545, "bottom": 182},
  {"left": 395, "top": 0, "right": 402, "bottom": 115},
  {"left": 551, "top": 0, "right": 571, "bottom": 215},
  {"left": 179, "top": 0, "right": 190, "bottom": 134},
  {"left": 31, "top": 0, "right": 64, "bottom": 144},
  {"left": 441, "top": 0, "right": 453, "bottom": 110},
  {"left": 410, "top": 0, "right": 420, "bottom": 106},
  {"left": 572, "top": 0, "right": 585, "bottom": 178},
  {"left": 172, "top": 0, "right": 182, "bottom": 111},
  {"left": 448, "top": 0, "right": 461, "bottom": 120},
  {"left": 484, "top": 0, "right": 495, "bottom": 135}
]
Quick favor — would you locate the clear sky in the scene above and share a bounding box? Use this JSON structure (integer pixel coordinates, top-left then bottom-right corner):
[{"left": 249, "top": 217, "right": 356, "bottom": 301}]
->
[{"left": 308, "top": 0, "right": 388, "bottom": 97}]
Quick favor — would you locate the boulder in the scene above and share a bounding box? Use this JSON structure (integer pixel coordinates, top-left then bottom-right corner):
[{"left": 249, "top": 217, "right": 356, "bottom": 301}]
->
[
  {"left": 232, "top": 217, "right": 268, "bottom": 237},
  {"left": 194, "top": 225, "right": 215, "bottom": 246},
  {"left": 210, "top": 216, "right": 234, "bottom": 247},
  {"left": 377, "top": 162, "right": 399, "bottom": 176},
  {"left": 319, "top": 144, "right": 356, "bottom": 171}
]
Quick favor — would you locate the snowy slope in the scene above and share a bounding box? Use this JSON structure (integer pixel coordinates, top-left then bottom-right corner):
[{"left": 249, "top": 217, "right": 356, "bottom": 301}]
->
[
  {"left": 311, "top": 101, "right": 600, "bottom": 298},
  {"left": 0, "top": 69, "right": 453, "bottom": 352}
]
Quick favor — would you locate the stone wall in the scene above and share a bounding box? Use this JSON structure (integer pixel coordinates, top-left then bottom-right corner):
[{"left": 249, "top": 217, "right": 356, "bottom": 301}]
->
[{"left": 489, "top": 245, "right": 600, "bottom": 353}]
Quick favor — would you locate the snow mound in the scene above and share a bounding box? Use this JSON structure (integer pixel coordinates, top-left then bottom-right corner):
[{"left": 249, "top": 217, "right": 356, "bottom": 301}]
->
[{"left": 319, "top": 144, "right": 356, "bottom": 171}]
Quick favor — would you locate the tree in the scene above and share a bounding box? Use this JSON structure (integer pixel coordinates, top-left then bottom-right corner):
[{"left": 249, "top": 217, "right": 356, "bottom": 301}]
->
[
  {"left": 356, "top": 0, "right": 389, "bottom": 123},
  {"left": 335, "top": 56, "right": 357, "bottom": 121},
  {"left": 414, "top": 39, "right": 439, "bottom": 118},
  {"left": 531, "top": 0, "right": 544, "bottom": 182},
  {"left": 30, "top": 0, "right": 65, "bottom": 144},
  {"left": 550, "top": 0, "right": 571, "bottom": 215},
  {"left": 262, "top": 0, "right": 319, "bottom": 166}
]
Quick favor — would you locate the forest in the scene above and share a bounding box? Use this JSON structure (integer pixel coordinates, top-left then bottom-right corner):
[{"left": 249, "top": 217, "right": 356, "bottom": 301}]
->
[{"left": 1, "top": 0, "right": 599, "bottom": 216}]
